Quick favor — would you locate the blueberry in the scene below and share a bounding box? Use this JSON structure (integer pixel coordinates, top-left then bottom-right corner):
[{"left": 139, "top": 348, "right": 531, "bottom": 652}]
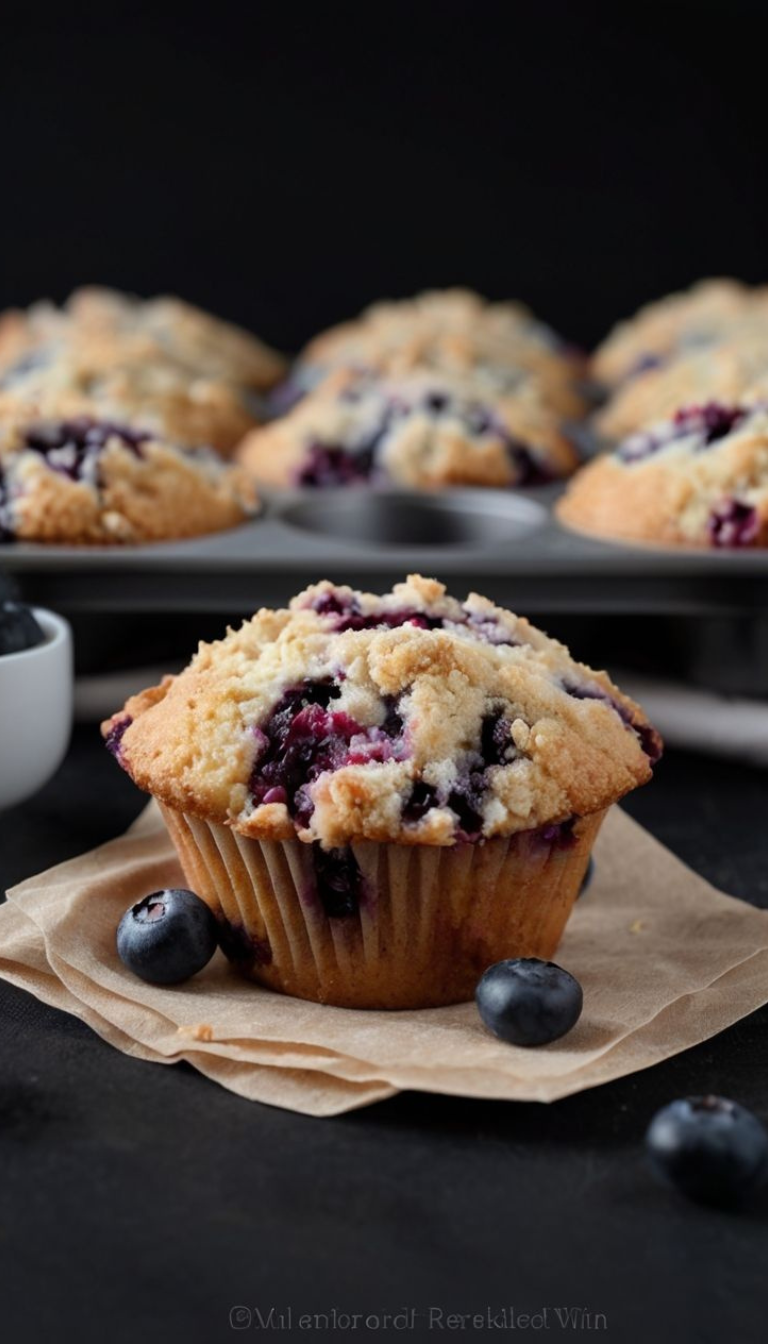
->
[
  {"left": 645, "top": 1095, "right": 768, "bottom": 1207},
  {"left": 0, "top": 601, "right": 45, "bottom": 656},
  {"left": 476, "top": 958, "right": 583, "bottom": 1046},
  {"left": 578, "top": 856, "right": 594, "bottom": 898},
  {"left": 116, "top": 889, "right": 219, "bottom": 985}
]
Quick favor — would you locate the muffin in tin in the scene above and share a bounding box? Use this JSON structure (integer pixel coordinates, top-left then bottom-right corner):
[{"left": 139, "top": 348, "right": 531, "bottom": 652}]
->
[
  {"left": 591, "top": 278, "right": 760, "bottom": 389},
  {"left": 595, "top": 326, "right": 768, "bottom": 441},
  {"left": 0, "top": 345, "right": 256, "bottom": 455},
  {"left": 102, "top": 574, "right": 660, "bottom": 1008},
  {"left": 558, "top": 401, "right": 768, "bottom": 548},
  {"left": 281, "top": 288, "right": 587, "bottom": 421},
  {"left": 0, "top": 414, "right": 258, "bottom": 545},
  {"left": 0, "top": 286, "right": 286, "bottom": 392},
  {"left": 65, "top": 286, "right": 287, "bottom": 390},
  {"left": 239, "top": 368, "right": 578, "bottom": 490}
]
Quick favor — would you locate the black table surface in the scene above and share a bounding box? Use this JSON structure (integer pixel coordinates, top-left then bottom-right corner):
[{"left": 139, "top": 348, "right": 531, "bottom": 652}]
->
[{"left": 1, "top": 729, "right": 767, "bottom": 1344}]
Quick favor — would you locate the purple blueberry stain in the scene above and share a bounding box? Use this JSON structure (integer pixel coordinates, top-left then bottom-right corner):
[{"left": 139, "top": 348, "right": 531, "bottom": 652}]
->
[
  {"left": 296, "top": 441, "right": 378, "bottom": 487},
  {"left": 380, "top": 694, "right": 405, "bottom": 738},
  {"left": 105, "top": 715, "right": 133, "bottom": 765},
  {"left": 312, "top": 845, "right": 367, "bottom": 918},
  {"left": 617, "top": 402, "right": 748, "bottom": 464},
  {"left": 505, "top": 437, "right": 555, "bottom": 486},
  {"left": 402, "top": 711, "right": 514, "bottom": 840},
  {"left": 250, "top": 680, "right": 407, "bottom": 827},
  {"left": 708, "top": 499, "right": 760, "bottom": 549},
  {"left": 562, "top": 678, "right": 662, "bottom": 763},
  {"left": 535, "top": 818, "right": 578, "bottom": 849},
  {"left": 22, "top": 417, "right": 151, "bottom": 486},
  {"left": 464, "top": 612, "right": 519, "bottom": 646},
  {"left": 305, "top": 590, "right": 519, "bottom": 647},
  {"left": 293, "top": 382, "right": 558, "bottom": 488}
]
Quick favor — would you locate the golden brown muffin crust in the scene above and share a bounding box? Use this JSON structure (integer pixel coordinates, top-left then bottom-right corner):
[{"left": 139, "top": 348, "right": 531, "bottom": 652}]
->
[{"left": 103, "top": 575, "right": 659, "bottom": 847}]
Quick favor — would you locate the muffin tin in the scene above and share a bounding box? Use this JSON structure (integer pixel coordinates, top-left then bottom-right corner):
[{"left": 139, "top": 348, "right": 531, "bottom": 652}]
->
[{"left": 3, "top": 483, "right": 768, "bottom": 618}]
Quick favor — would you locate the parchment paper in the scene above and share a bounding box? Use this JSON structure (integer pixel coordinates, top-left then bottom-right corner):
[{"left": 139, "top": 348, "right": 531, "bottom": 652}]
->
[{"left": 1, "top": 803, "right": 767, "bottom": 1117}]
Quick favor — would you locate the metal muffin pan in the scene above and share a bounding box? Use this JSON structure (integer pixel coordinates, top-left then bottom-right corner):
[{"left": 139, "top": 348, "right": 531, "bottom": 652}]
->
[{"left": 3, "top": 484, "right": 768, "bottom": 617}]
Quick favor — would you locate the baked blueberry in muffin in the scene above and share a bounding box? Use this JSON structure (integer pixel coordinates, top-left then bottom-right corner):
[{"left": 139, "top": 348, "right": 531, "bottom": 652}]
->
[
  {"left": 0, "top": 414, "right": 258, "bottom": 544},
  {"left": 102, "top": 574, "right": 659, "bottom": 1007},
  {"left": 0, "top": 342, "right": 257, "bottom": 455},
  {"left": 557, "top": 401, "right": 768, "bottom": 548},
  {"left": 239, "top": 369, "right": 578, "bottom": 490},
  {"left": 594, "top": 329, "right": 768, "bottom": 442}
]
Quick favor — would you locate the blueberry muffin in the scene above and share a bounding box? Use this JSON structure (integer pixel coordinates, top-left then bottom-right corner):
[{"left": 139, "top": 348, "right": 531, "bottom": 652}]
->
[
  {"left": 0, "top": 346, "right": 256, "bottom": 455},
  {"left": 0, "top": 415, "right": 258, "bottom": 545},
  {"left": 591, "top": 278, "right": 759, "bottom": 389},
  {"left": 594, "top": 332, "right": 768, "bottom": 441},
  {"left": 0, "top": 286, "right": 286, "bottom": 392},
  {"left": 239, "top": 369, "right": 578, "bottom": 490},
  {"left": 102, "top": 574, "right": 660, "bottom": 1008},
  {"left": 282, "top": 289, "right": 587, "bottom": 420},
  {"left": 557, "top": 402, "right": 768, "bottom": 548},
  {"left": 65, "top": 286, "right": 287, "bottom": 390}
]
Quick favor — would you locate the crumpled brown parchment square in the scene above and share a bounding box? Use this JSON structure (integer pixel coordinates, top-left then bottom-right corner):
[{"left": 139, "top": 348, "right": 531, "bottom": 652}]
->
[{"left": 1, "top": 802, "right": 767, "bottom": 1117}]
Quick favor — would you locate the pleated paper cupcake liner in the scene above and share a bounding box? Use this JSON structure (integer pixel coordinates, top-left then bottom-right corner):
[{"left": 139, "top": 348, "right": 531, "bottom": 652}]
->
[{"left": 160, "top": 804, "right": 606, "bottom": 1009}]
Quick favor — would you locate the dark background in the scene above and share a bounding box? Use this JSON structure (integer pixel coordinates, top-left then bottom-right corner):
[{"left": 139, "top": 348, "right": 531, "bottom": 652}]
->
[
  {"left": 2, "top": 0, "right": 768, "bottom": 354},
  {"left": 3, "top": 9, "right": 768, "bottom": 1343}
]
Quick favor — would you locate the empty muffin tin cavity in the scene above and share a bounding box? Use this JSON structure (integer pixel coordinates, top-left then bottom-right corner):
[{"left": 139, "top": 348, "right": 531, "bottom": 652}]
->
[{"left": 277, "top": 490, "right": 547, "bottom": 549}]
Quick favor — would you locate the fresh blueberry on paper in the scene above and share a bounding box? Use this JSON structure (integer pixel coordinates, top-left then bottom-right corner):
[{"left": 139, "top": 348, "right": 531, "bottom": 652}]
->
[
  {"left": 476, "top": 958, "right": 583, "bottom": 1046},
  {"left": 645, "top": 1096, "right": 768, "bottom": 1207},
  {"left": 117, "top": 889, "right": 219, "bottom": 985},
  {"left": 0, "top": 600, "right": 45, "bottom": 656}
]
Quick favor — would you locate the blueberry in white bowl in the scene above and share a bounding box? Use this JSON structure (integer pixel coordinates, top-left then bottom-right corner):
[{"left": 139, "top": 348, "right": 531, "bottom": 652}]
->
[
  {"left": 645, "top": 1095, "right": 768, "bottom": 1207},
  {"left": 0, "top": 600, "right": 45, "bottom": 656},
  {"left": 117, "top": 888, "right": 219, "bottom": 985},
  {"left": 476, "top": 957, "right": 583, "bottom": 1046}
]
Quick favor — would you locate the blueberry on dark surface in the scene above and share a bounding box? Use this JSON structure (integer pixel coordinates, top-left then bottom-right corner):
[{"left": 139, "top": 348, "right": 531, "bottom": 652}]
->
[
  {"left": 0, "top": 600, "right": 46, "bottom": 656},
  {"left": 476, "top": 958, "right": 583, "bottom": 1047},
  {"left": 645, "top": 1095, "right": 768, "bottom": 1207},
  {"left": 116, "top": 889, "right": 219, "bottom": 985}
]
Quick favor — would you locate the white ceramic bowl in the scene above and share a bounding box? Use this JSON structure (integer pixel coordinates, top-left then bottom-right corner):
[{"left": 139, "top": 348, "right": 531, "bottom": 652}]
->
[{"left": 0, "top": 608, "right": 74, "bottom": 811}]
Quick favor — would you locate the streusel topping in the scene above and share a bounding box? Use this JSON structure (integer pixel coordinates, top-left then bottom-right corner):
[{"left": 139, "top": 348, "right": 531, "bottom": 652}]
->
[{"left": 104, "top": 574, "right": 660, "bottom": 847}]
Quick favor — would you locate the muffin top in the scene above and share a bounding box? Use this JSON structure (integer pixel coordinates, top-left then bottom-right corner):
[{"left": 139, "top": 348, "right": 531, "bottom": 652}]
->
[
  {"left": 293, "top": 288, "right": 586, "bottom": 419},
  {"left": 0, "top": 345, "right": 256, "bottom": 454},
  {"left": 558, "top": 401, "right": 768, "bottom": 547},
  {"left": 239, "top": 368, "right": 577, "bottom": 490},
  {"left": 0, "top": 414, "right": 258, "bottom": 545},
  {"left": 0, "top": 286, "right": 286, "bottom": 392},
  {"left": 65, "top": 287, "right": 287, "bottom": 390},
  {"left": 591, "top": 278, "right": 759, "bottom": 388},
  {"left": 595, "top": 326, "right": 768, "bottom": 441},
  {"left": 103, "top": 574, "right": 660, "bottom": 848}
]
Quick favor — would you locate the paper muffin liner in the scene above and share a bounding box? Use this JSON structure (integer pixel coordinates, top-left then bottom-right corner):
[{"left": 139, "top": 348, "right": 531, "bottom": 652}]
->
[{"left": 159, "top": 804, "right": 607, "bottom": 1009}]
